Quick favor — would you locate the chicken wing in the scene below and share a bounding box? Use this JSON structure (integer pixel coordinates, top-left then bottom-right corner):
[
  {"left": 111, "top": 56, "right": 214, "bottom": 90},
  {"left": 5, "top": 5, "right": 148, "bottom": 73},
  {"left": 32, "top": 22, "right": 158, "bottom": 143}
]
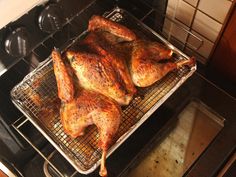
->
[{"left": 88, "top": 15, "right": 137, "bottom": 41}]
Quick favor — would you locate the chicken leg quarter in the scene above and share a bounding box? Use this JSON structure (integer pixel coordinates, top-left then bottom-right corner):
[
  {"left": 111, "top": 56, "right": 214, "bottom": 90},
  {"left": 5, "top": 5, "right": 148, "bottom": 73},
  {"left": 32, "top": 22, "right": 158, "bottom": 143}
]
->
[{"left": 130, "top": 40, "right": 195, "bottom": 87}]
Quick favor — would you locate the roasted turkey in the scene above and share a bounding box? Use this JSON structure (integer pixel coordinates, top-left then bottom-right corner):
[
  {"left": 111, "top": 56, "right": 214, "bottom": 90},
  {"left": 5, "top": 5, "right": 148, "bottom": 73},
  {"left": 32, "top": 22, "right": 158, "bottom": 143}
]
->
[{"left": 52, "top": 50, "right": 122, "bottom": 177}]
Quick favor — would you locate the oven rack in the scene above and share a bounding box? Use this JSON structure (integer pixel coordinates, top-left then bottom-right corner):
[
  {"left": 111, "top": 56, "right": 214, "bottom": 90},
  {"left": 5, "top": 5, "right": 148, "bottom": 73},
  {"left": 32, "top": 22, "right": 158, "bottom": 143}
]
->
[
  {"left": 12, "top": 116, "right": 78, "bottom": 177},
  {"left": 11, "top": 5, "right": 197, "bottom": 176}
]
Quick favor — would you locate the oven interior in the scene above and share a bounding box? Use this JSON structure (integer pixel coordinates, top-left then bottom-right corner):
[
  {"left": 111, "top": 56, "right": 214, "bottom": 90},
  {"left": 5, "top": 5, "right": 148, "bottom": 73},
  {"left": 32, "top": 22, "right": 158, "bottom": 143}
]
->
[
  {"left": 0, "top": 0, "right": 235, "bottom": 177},
  {"left": 124, "top": 100, "right": 224, "bottom": 177}
]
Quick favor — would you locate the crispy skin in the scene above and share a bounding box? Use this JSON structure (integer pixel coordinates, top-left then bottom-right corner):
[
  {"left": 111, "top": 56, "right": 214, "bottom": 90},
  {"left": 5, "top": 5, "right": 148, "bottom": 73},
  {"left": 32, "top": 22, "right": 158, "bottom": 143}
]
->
[
  {"left": 60, "top": 90, "right": 121, "bottom": 177},
  {"left": 84, "top": 31, "right": 137, "bottom": 96},
  {"left": 66, "top": 31, "right": 136, "bottom": 105},
  {"left": 66, "top": 50, "right": 133, "bottom": 105},
  {"left": 60, "top": 89, "right": 121, "bottom": 150},
  {"left": 130, "top": 40, "right": 195, "bottom": 87},
  {"left": 88, "top": 15, "right": 137, "bottom": 41}
]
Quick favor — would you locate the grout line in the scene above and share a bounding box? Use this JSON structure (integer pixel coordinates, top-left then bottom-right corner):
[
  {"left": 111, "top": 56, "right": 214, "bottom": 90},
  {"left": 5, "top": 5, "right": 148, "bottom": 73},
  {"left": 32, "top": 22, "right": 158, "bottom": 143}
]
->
[
  {"left": 182, "top": 0, "right": 199, "bottom": 8},
  {"left": 185, "top": 45, "right": 208, "bottom": 63},
  {"left": 196, "top": 9, "right": 223, "bottom": 25},
  {"left": 183, "top": 0, "right": 225, "bottom": 24},
  {"left": 167, "top": 32, "right": 210, "bottom": 64},
  {"left": 173, "top": 0, "right": 231, "bottom": 59},
  {"left": 140, "top": 9, "right": 154, "bottom": 21},
  {"left": 174, "top": 17, "right": 190, "bottom": 29}
]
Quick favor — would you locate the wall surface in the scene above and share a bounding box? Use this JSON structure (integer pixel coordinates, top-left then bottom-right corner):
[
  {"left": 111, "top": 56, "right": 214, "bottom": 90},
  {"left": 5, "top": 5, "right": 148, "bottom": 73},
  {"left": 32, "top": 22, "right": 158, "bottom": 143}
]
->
[
  {"left": 0, "top": 0, "right": 47, "bottom": 29},
  {"left": 163, "top": 0, "right": 233, "bottom": 64}
]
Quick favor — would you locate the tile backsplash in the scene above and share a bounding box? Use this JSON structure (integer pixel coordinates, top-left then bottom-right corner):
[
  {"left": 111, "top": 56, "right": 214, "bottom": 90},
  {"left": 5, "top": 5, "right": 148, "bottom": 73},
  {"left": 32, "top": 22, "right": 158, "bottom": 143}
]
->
[
  {"left": 175, "top": 0, "right": 195, "bottom": 26},
  {"left": 198, "top": 0, "right": 232, "bottom": 23},
  {"left": 163, "top": 0, "right": 233, "bottom": 64},
  {"left": 192, "top": 10, "right": 222, "bottom": 42}
]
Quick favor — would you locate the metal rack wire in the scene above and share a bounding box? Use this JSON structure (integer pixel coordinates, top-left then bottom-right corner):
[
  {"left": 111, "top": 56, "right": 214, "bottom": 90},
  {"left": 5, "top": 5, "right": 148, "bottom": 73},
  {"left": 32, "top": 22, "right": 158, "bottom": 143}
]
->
[{"left": 11, "top": 5, "right": 197, "bottom": 176}]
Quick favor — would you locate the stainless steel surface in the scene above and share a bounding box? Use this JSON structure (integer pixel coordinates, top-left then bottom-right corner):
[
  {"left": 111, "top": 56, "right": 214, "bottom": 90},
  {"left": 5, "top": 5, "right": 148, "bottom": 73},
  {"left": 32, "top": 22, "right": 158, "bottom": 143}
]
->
[
  {"left": 10, "top": 7, "right": 196, "bottom": 174},
  {"left": 0, "top": 158, "right": 23, "bottom": 177},
  {"left": 126, "top": 100, "right": 225, "bottom": 177}
]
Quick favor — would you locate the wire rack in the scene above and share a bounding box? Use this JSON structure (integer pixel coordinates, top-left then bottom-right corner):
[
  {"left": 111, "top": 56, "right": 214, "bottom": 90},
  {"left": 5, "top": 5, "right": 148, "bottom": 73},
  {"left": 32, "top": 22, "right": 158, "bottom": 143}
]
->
[{"left": 11, "top": 7, "right": 196, "bottom": 175}]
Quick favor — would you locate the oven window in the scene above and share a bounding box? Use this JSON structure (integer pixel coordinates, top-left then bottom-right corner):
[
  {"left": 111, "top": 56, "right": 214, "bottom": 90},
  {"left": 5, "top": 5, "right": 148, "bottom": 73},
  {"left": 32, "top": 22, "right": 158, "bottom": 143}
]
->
[{"left": 126, "top": 100, "right": 225, "bottom": 177}]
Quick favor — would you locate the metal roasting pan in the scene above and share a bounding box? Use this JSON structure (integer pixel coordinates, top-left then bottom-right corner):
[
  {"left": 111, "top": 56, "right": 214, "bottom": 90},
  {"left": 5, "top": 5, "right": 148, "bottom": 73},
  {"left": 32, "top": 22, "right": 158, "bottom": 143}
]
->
[{"left": 11, "top": 7, "right": 196, "bottom": 174}]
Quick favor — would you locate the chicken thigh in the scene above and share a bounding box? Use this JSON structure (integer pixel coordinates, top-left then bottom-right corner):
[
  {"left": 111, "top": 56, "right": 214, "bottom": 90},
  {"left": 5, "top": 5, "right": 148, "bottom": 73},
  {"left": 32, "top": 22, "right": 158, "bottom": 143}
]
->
[{"left": 52, "top": 50, "right": 122, "bottom": 177}]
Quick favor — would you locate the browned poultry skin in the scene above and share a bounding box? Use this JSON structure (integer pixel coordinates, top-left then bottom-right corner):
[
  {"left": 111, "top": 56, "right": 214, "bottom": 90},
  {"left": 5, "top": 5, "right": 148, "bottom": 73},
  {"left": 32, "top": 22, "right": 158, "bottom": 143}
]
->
[
  {"left": 52, "top": 50, "right": 75, "bottom": 102},
  {"left": 51, "top": 50, "right": 122, "bottom": 177},
  {"left": 66, "top": 31, "right": 136, "bottom": 105},
  {"left": 130, "top": 40, "right": 195, "bottom": 87},
  {"left": 60, "top": 89, "right": 121, "bottom": 148},
  {"left": 88, "top": 15, "right": 137, "bottom": 41},
  {"left": 84, "top": 31, "right": 137, "bottom": 96}
]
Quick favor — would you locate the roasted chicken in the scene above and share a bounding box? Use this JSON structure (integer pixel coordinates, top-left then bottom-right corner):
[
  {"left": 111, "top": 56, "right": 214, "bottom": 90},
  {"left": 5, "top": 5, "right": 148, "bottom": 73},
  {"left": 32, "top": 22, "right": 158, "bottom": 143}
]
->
[{"left": 52, "top": 50, "right": 122, "bottom": 177}]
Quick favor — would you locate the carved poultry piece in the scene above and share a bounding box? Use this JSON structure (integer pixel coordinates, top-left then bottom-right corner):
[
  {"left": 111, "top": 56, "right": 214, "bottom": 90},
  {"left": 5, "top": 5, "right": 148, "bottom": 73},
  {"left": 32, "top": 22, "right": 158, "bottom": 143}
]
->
[
  {"left": 52, "top": 50, "right": 122, "bottom": 177},
  {"left": 129, "top": 40, "right": 195, "bottom": 87}
]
